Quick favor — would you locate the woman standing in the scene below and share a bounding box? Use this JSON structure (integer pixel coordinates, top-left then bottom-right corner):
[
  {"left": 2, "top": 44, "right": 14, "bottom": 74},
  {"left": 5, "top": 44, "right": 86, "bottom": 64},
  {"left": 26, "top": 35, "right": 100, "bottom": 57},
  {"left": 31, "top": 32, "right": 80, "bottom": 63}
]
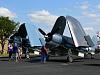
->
[{"left": 40, "top": 45, "right": 48, "bottom": 63}]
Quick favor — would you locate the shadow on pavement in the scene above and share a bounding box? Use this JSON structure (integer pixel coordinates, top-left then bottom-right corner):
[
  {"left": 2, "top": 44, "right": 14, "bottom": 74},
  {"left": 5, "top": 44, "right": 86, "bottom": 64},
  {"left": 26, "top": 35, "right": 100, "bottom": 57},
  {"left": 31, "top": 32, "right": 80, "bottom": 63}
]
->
[{"left": 84, "top": 64, "right": 100, "bottom": 67}]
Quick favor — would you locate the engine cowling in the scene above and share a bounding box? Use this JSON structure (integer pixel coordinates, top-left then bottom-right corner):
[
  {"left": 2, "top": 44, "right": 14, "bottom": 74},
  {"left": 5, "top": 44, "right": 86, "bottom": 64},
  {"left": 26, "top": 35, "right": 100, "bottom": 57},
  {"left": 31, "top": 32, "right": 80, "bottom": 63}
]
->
[{"left": 52, "top": 34, "right": 62, "bottom": 44}]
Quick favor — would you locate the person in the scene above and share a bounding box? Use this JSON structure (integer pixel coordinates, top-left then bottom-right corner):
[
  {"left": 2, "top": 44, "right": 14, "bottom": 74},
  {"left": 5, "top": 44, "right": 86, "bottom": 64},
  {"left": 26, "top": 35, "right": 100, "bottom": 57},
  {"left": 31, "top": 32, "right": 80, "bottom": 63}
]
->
[
  {"left": 23, "top": 45, "right": 30, "bottom": 59},
  {"left": 13, "top": 43, "right": 19, "bottom": 62},
  {"left": 8, "top": 43, "right": 13, "bottom": 60},
  {"left": 26, "top": 47, "right": 30, "bottom": 59},
  {"left": 18, "top": 47, "right": 22, "bottom": 61},
  {"left": 40, "top": 45, "right": 48, "bottom": 63}
]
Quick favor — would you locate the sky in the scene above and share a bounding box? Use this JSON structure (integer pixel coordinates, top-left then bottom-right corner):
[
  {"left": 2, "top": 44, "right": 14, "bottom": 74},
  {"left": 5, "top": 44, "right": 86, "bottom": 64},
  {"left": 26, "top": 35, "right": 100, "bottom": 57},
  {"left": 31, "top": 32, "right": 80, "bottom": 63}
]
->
[{"left": 0, "top": 0, "right": 100, "bottom": 46}]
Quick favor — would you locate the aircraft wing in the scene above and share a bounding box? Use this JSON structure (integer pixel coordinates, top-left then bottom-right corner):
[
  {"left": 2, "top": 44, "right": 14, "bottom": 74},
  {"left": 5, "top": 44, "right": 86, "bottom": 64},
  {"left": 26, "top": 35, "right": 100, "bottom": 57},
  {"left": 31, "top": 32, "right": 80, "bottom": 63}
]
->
[
  {"left": 66, "top": 16, "right": 94, "bottom": 47},
  {"left": 18, "top": 23, "right": 27, "bottom": 38},
  {"left": 10, "top": 23, "right": 27, "bottom": 40},
  {"left": 62, "top": 36, "right": 75, "bottom": 47},
  {"left": 51, "top": 16, "right": 66, "bottom": 35},
  {"left": 25, "top": 24, "right": 42, "bottom": 47}
]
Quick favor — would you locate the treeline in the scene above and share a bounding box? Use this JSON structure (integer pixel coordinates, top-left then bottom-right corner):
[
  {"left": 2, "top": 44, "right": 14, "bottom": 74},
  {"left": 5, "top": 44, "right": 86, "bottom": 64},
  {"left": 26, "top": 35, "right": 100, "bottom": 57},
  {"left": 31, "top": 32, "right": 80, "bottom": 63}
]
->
[{"left": 0, "top": 16, "right": 19, "bottom": 54}]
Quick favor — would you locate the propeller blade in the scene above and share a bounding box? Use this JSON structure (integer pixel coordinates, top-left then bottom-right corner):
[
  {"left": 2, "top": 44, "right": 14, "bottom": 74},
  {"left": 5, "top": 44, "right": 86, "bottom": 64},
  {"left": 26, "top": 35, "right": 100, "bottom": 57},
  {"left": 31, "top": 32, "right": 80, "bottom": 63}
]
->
[{"left": 38, "top": 28, "right": 46, "bottom": 36}]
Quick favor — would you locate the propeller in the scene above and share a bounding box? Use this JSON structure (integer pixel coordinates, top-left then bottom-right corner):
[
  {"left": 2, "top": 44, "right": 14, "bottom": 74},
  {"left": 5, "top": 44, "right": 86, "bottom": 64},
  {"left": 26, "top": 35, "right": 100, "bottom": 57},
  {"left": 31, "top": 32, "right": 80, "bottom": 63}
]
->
[
  {"left": 38, "top": 28, "right": 60, "bottom": 42},
  {"left": 38, "top": 28, "right": 52, "bottom": 42},
  {"left": 38, "top": 28, "right": 46, "bottom": 36}
]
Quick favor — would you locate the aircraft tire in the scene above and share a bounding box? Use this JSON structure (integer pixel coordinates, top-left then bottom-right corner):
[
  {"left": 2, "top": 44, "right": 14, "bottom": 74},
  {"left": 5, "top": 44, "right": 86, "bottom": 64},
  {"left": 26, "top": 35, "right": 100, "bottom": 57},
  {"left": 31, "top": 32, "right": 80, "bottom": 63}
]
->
[
  {"left": 67, "top": 49, "right": 73, "bottom": 63},
  {"left": 67, "top": 56, "right": 73, "bottom": 63}
]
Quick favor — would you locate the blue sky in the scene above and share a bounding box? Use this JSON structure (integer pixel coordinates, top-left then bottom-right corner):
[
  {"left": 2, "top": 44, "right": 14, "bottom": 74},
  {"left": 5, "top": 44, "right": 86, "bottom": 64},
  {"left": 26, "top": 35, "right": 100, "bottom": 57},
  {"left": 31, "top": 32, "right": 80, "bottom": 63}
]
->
[{"left": 0, "top": 0, "right": 100, "bottom": 46}]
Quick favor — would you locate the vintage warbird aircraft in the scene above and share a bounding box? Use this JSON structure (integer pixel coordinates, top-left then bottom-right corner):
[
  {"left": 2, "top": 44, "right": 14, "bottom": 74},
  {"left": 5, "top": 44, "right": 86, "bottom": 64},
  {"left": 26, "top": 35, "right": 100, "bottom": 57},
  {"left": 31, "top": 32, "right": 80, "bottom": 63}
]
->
[
  {"left": 9, "top": 23, "right": 31, "bottom": 54},
  {"left": 38, "top": 16, "right": 94, "bottom": 62},
  {"left": 9, "top": 23, "right": 42, "bottom": 54}
]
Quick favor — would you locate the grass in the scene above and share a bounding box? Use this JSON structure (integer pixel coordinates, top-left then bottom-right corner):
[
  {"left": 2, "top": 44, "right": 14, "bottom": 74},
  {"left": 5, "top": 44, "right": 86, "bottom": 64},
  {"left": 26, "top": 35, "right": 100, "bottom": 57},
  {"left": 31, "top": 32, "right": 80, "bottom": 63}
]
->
[{"left": 0, "top": 52, "right": 9, "bottom": 57}]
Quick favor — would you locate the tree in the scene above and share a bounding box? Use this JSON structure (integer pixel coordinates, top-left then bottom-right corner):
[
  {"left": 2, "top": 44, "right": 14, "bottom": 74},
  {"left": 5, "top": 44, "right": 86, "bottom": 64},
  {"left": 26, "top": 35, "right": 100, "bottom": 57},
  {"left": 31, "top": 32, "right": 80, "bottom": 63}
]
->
[{"left": 0, "top": 16, "right": 19, "bottom": 54}]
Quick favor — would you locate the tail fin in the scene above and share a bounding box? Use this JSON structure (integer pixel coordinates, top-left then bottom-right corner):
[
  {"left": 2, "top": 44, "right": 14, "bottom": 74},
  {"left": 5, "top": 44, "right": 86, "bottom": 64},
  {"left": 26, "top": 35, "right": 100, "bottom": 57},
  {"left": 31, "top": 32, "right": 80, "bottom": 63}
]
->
[{"left": 51, "top": 16, "right": 66, "bottom": 35}]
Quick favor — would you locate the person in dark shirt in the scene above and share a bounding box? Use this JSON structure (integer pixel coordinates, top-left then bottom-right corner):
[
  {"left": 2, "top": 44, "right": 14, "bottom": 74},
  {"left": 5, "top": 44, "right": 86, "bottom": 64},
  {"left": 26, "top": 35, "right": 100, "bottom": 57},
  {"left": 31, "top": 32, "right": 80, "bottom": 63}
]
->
[{"left": 13, "top": 43, "right": 18, "bottom": 62}]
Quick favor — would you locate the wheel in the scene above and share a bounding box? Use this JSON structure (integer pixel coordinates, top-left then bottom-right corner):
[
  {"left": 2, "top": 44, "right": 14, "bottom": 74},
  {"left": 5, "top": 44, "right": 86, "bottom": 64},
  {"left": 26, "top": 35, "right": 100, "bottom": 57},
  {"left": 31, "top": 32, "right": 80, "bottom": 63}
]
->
[
  {"left": 67, "top": 49, "right": 73, "bottom": 63},
  {"left": 67, "top": 56, "right": 73, "bottom": 63}
]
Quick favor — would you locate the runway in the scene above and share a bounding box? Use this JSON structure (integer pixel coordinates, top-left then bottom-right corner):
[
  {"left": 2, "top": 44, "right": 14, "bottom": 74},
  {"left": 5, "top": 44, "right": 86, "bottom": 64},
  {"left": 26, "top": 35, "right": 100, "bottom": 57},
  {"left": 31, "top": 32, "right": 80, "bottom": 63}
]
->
[{"left": 0, "top": 54, "right": 100, "bottom": 75}]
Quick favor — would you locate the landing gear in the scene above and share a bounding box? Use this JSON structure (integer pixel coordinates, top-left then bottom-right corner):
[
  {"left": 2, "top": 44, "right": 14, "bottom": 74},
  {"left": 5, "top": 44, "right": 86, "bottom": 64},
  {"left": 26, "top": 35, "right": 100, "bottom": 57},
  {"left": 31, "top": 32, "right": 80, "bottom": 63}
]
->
[
  {"left": 67, "top": 49, "right": 73, "bottom": 63},
  {"left": 84, "top": 52, "right": 94, "bottom": 59},
  {"left": 67, "top": 55, "right": 73, "bottom": 63}
]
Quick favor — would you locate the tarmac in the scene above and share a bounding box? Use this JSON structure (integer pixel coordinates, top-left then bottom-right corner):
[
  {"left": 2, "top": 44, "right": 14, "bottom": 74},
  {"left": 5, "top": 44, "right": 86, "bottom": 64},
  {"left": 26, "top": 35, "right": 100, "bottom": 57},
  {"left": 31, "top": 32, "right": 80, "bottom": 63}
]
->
[{"left": 0, "top": 54, "right": 100, "bottom": 75}]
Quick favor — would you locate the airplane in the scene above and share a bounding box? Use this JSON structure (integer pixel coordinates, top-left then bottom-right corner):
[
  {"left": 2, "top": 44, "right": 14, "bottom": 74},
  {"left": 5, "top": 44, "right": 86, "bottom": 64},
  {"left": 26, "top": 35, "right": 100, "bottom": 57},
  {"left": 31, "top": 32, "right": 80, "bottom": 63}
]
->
[
  {"left": 9, "top": 23, "right": 42, "bottom": 55},
  {"left": 9, "top": 23, "right": 31, "bottom": 54},
  {"left": 38, "top": 16, "right": 94, "bottom": 62}
]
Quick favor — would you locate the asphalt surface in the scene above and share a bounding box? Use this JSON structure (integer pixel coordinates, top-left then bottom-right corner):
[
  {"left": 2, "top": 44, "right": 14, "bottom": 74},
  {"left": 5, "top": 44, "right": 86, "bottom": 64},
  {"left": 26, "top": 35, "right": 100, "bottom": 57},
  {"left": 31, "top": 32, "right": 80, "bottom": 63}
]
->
[{"left": 0, "top": 54, "right": 100, "bottom": 75}]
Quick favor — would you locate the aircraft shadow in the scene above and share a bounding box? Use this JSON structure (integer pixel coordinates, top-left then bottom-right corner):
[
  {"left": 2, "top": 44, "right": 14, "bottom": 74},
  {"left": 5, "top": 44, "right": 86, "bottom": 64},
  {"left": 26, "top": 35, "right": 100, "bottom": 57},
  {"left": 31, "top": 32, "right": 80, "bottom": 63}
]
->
[
  {"left": 28, "top": 57, "right": 84, "bottom": 63},
  {"left": 84, "top": 64, "right": 100, "bottom": 67}
]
